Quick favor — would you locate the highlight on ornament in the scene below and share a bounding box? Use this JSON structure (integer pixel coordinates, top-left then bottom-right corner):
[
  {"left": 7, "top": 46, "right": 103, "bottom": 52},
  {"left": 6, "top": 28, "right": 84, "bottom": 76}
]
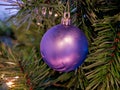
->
[{"left": 40, "top": 10, "right": 88, "bottom": 72}]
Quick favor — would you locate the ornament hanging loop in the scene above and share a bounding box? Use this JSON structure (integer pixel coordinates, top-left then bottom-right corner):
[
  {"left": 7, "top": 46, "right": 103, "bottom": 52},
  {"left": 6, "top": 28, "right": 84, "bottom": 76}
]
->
[
  {"left": 64, "top": 12, "right": 70, "bottom": 19},
  {"left": 61, "top": 0, "right": 71, "bottom": 26},
  {"left": 61, "top": 12, "right": 71, "bottom": 26}
]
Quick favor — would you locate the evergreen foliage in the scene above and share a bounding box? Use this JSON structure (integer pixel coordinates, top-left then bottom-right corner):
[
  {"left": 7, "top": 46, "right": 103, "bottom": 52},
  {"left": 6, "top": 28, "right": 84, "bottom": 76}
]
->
[{"left": 0, "top": 0, "right": 120, "bottom": 90}]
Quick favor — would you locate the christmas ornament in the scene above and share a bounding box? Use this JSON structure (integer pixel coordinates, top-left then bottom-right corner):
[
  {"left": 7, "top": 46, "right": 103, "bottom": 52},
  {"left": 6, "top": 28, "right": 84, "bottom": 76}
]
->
[
  {"left": 40, "top": 12, "right": 88, "bottom": 72},
  {"left": 0, "top": 1, "right": 19, "bottom": 21}
]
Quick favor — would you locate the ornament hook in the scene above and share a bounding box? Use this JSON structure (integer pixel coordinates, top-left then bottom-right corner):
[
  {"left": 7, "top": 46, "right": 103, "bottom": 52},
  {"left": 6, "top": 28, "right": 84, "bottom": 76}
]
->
[
  {"left": 61, "top": 12, "right": 71, "bottom": 26},
  {"left": 61, "top": 0, "right": 71, "bottom": 26},
  {"left": 64, "top": 12, "right": 70, "bottom": 19}
]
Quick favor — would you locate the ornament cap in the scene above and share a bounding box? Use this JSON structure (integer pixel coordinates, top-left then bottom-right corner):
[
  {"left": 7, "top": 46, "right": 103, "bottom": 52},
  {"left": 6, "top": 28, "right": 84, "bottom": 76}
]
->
[{"left": 61, "top": 12, "right": 71, "bottom": 26}]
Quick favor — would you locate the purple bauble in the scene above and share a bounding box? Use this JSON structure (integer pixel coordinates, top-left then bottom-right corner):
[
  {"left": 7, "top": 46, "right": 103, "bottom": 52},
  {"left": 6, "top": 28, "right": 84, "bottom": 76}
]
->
[{"left": 40, "top": 24, "right": 88, "bottom": 72}]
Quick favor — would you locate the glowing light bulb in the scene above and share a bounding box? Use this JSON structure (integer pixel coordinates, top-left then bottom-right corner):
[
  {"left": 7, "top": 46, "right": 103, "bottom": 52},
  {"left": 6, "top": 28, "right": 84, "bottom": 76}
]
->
[
  {"left": 42, "top": 7, "right": 47, "bottom": 16},
  {"left": 54, "top": 13, "right": 58, "bottom": 17},
  {"left": 14, "top": 76, "right": 19, "bottom": 79},
  {"left": 1, "top": 74, "right": 4, "bottom": 79},
  {"left": 49, "top": 11, "right": 52, "bottom": 15},
  {"left": 37, "top": 22, "right": 41, "bottom": 26},
  {"left": 6, "top": 81, "right": 14, "bottom": 88}
]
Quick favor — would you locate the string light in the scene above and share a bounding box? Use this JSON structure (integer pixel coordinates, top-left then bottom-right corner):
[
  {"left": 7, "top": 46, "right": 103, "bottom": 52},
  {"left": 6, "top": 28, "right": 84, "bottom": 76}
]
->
[
  {"left": 54, "top": 13, "right": 58, "bottom": 17},
  {"left": 49, "top": 10, "right": 52, "bottom": 15},
  {"left": 49, "top": 8, "right": 53, "bottom": 16},
  {"left": 1, "top": 74, "right": 5, "bottom": 79},
  {"left": 42, "top": 7, "right": 47, "bottom": 16},
  {"left": 6, "top": 81, "right": 14, "bottom": 88},
  {"left": 14, "top": 76, "right": 19, "bottom": 79},
  {"left": 2, "top": 75, "right": 20, "bottom": 88},
  {"left": 36, "top": 22, "right": 41, "bottom": 26}
]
